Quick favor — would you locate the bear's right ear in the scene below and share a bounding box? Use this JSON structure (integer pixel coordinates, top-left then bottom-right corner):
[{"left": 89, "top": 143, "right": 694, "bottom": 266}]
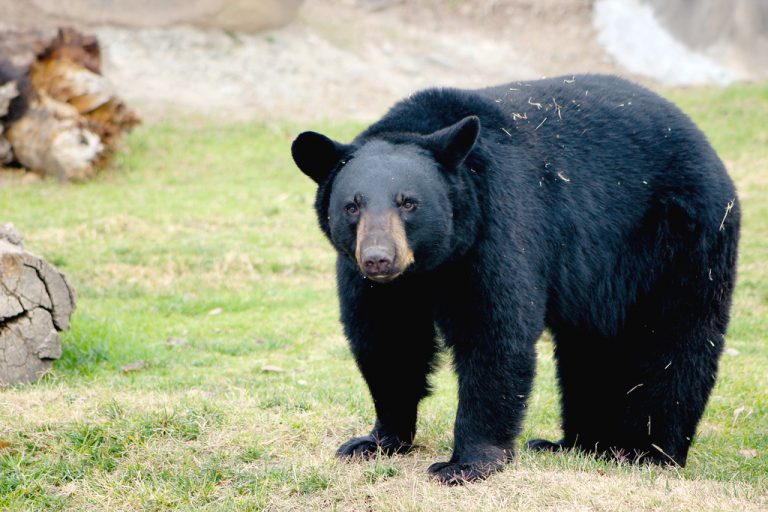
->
[
  {"left": 425, "top": 115, "right": 481, "bottom": 170},
  {"left": 291, "top": 131, "right": 349, "bottom": 184}
]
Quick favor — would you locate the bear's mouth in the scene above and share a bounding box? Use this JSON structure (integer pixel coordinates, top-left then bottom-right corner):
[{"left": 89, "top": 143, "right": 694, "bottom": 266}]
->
[{"left": 364, "top": 270, "right": 403, "bottom": 284}]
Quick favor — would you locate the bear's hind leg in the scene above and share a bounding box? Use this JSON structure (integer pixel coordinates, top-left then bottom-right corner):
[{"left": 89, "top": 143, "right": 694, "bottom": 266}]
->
[
  {"left": 608, "top": 325, "right": 724, "bottom": 467},
  {"left": 528, "top": 327, "right": 628, "bottom": 457},
  {"left": 535, "top": 206, "right": 738, "bottom": 465},
  {"left": 540, "top": 324, "right": 724, "bottom": 467},
  {"left": 603, "top": 222, "right": 737, "bottom": 466}
]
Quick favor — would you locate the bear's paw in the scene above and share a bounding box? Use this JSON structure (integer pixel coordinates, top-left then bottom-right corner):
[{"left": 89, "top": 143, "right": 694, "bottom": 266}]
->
[{"left": 427, "top": 459, "right": 505, "bottom": 485}]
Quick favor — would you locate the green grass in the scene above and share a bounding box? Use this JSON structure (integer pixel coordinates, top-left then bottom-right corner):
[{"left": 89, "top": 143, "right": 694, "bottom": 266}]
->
[{"left": 0, "top": 85, "right": 766, "bottom": 511}]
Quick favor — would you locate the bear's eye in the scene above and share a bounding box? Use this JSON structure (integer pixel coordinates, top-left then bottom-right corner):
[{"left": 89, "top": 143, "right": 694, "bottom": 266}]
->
[
  {"left": 401, "top": 199, "right": 418, "bottom": 212},
  {"left": 345, "top": 203, "right": 359, "bottom": 215}
]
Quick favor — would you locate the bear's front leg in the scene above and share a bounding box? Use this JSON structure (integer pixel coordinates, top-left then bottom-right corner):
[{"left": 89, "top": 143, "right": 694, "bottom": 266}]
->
[
  {"left": 336, "top": 317, "right": 437, "bottom": 460},
  {"left": 335, "top": 265, "right": 438, "bottom": 460},
  {"left": 429, "top": 314, "right": 536, "bottom": 485}
]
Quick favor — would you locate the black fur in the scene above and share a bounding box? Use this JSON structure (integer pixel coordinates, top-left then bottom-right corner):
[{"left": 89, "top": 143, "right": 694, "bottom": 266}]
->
[{"left": 290, "top": 74, "right": 740, "bottom": 484}]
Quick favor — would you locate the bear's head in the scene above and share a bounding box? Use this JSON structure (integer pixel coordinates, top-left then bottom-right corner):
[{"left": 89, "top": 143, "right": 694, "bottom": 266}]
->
[{"left": 292, "top": 116, "right": 481, "bottom": 283}]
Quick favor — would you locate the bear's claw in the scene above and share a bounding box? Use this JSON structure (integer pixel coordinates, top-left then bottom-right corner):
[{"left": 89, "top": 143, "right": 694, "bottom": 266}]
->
[
  {"left": 526, "top": 438, "right": 567, "bottom": 452},
  {"left": 336, "top": 436, "right": 380, "bottom": 459},
  {"left": 427, "top": 460, "right": 503, "bottom": 485},
  {"left": 336, "top": 435, "right": 412, "bottom": 459}
]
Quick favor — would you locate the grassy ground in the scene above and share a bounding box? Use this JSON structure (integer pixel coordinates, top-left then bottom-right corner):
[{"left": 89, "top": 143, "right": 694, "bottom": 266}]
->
[{"left": 0, "top": 84, "right": 766, "bottom": 511}]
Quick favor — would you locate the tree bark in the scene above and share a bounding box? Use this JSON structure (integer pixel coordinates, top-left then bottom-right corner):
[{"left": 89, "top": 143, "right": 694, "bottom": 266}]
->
[
  {"left": 0, "top": 224, "right": 76, "bottom": 385},
  {"left": 1, "top": 28, "right": 139, "bottom": 181}
]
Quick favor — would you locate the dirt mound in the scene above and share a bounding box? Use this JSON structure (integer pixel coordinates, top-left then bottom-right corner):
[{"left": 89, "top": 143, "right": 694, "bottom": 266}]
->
[
  {"left": 3, "top": 1, "right": 761, "bottom": 122},
  {"left": 93, "top": 0, "right": 617, "bottom": 121},
  {"left": 0, "top": 0, "right": 303, "bottom": 33}
]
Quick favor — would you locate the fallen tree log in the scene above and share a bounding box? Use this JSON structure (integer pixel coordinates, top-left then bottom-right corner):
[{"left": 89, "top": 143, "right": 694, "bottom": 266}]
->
[
  {"left": 0, "top": 79, "right": 19, "bottom": 165},
  {"left": 0, "top": 28, "right": 139, "bottom": 181},
  {"left": 0, "top": 224, "right": 76, "bottom": 385}
]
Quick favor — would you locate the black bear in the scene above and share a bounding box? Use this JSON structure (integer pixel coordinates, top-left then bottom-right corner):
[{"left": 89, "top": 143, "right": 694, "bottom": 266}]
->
[{"left": 290, "top": 74, "right": 740, "bottom": 484}]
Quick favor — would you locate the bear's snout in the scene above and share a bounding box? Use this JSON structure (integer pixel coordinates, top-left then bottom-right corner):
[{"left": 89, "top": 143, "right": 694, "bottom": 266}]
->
[
  {"left": 354, "top": 210, "right": 415, "bottom": 283},
  {"left": 361, "top": 246, "right": 394, "bottom": 277},
  {"left": 357, "top": 237, "right": 401, "bottom": 282}
]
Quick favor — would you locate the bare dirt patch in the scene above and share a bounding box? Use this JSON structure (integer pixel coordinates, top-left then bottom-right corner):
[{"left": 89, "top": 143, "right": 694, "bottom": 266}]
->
[{"left": 1, "top": 0, "right": 622, "bottom": 121}]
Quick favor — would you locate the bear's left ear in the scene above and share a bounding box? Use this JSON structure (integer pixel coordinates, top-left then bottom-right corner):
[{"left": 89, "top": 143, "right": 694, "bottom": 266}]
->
[
  {"left": 426, "top": 115, "right": 481, "bottom": 170},
  {"left": 291, "top": 131, "right": 350, "bottom": 184}
]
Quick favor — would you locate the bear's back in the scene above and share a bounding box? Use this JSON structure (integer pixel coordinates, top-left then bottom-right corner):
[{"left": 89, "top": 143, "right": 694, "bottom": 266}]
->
[
  {"left": 359, "top": 75, "right": 734, "bottom": 236},
  {"left": 483, "top": 75, "right": 733, "bottom": 230}
]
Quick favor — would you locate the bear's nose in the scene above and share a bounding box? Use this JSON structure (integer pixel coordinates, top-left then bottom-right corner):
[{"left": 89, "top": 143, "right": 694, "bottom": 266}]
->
[{"left": 362, "top": 247, "right": 393, "bottom": 275}]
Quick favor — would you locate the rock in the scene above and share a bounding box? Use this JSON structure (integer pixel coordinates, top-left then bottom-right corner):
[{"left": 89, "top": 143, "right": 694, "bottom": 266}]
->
[
  {"left": 121, "top": 360, "right": 148, "bottom": 373},
  {"left": 0, "top": 225, "right": 76, "bottom": 385},
  {"left": 166, "top": 336, "right": 189, "bottom": 348},
  {"left": 593, "top": 0, "right": 740, "bottom": 86},
  {"left": 0, "top": 223, "right": 23, "bottom": 247},
  {"left": 647, "top": 0, "right": 768, "bottom": 81}
]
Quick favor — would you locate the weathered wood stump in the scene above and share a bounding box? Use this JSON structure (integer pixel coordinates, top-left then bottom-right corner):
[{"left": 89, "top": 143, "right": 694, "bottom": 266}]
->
[
  {"left": 0, "top": 224, "right": 76, "bottom": 385},
  {"left": 0, "top": 28, "right": 139, "bottom": 181}
]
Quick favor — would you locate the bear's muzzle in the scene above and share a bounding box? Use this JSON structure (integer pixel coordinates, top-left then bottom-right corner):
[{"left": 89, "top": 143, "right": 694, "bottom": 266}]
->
[{"left": 355, "top": 210, "right": 414, "bottom": 282}]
